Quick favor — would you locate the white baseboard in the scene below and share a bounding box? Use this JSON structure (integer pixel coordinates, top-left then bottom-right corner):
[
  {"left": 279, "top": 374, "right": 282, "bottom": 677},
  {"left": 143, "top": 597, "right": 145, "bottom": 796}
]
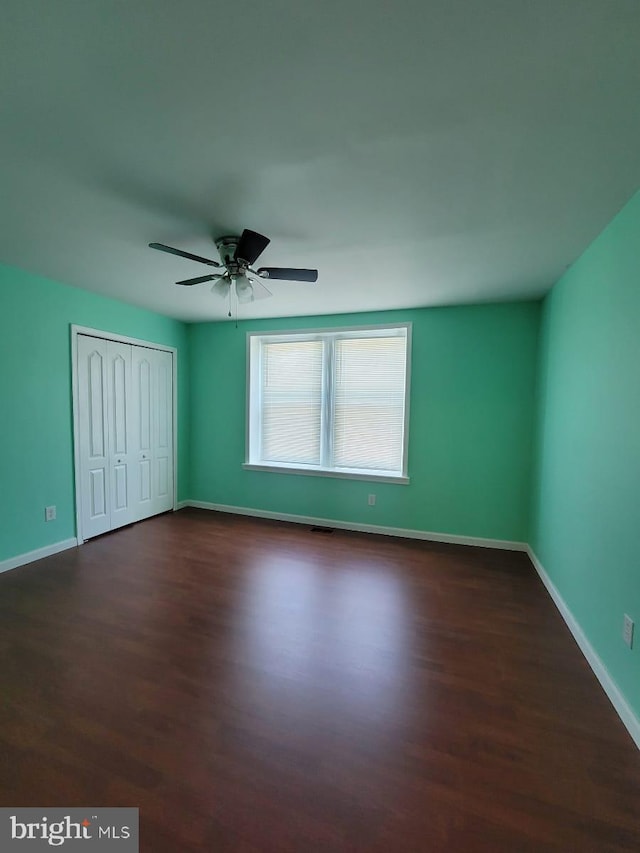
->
[
  {"left": 0, "top": 538, "right": 79, "bottom": 576},
  {"left": 527, "top": 546, "right": 640, "bottom": 751},
  {"left": 184, "top": 500, "right": 527, "bottom": 551},
  {"left": 174, "top": 500, "right": 189, "bottom": 510}
]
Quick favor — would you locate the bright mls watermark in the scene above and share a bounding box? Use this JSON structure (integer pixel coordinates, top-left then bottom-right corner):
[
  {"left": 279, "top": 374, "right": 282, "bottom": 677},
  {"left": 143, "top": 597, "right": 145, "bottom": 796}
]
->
[{"left": 0, "top": 809, "right": 138, "bottom": 850}]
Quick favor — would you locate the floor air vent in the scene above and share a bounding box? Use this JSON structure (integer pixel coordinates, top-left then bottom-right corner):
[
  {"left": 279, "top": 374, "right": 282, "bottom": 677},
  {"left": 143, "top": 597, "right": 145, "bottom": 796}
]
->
[{"left": 310, "top": 526, "right": 335, "bottom": 534}]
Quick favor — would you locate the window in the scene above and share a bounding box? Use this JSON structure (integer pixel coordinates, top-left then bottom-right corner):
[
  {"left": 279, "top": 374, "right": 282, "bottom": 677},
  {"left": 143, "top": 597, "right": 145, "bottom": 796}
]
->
[{"left": 245, "top": 324, "right": 410, "bottom": 482}]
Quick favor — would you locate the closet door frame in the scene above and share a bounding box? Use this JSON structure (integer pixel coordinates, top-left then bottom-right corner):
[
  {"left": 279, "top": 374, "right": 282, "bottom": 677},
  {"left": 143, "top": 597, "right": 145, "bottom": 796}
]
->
[{"left": 71, "top": 325, "right": 178, "bottom": 544}]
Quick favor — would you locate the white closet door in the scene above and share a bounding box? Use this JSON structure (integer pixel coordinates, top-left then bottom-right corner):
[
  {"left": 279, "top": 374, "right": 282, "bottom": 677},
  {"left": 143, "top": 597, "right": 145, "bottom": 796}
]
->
[
  {"left": 131, "top": 346, "right": 154, "bottom": 520},
  {"left": 77, "top": 335, "right": 174, "bottom": 539},
  {"left": 106, "top": 341, "right": 137, "bottom": 530},
  {"left": 131, "top": 345, "right": 174, "bottom": 519},
  {"left": 152, "top": 348, "right": 174, "bottom": 515},
  {"left": 77, "top": 336, "right": 111, "bottom": 539}
]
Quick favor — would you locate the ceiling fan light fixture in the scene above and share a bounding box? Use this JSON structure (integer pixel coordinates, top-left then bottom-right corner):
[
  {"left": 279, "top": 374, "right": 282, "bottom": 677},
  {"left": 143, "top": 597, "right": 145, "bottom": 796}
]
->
[
  {"left": 234, "top": 274, "right": 254, "bottom": 304},
  {"left": 211, "top": 277, "right": 230, "bottom": 297}
]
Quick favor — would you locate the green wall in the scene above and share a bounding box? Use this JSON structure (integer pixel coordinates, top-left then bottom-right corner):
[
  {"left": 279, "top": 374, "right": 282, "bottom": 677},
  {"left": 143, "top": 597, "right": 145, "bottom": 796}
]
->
[
  {"left": 0, "top": 263, "right": 189, "bottom": 563},
  {"left": 531, "top": 190, "right": 640, "bottom": 720},
  {"left": 189, "top": 302, "right": 540, "bottom": 542}
]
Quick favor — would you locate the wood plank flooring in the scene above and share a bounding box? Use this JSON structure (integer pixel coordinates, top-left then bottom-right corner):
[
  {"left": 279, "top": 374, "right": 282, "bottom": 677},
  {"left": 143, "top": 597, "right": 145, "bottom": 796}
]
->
[{"left": 1, "top": 508, "right": 639, "bottom": 851}]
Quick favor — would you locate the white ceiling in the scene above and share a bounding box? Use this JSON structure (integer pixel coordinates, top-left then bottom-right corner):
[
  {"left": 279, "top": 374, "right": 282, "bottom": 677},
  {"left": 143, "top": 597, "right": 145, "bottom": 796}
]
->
[{"left": 1, "top": 0, "right": 639, "bottom": 322}]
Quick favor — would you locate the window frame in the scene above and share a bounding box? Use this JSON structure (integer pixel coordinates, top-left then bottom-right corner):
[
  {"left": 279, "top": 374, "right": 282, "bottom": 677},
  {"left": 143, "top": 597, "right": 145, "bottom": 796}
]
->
[{"left": 244, "top": 323, "right": 411, "bottom": 484}]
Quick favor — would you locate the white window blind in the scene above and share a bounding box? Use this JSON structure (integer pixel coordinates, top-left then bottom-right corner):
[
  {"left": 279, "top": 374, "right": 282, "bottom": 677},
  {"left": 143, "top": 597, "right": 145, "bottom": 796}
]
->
[
  {"left": 247, "top": 325, "right": 410, "bottom": 482},
  {"left": 261, "top": 339, "right": 323, "bottom": 465},
  {"left": 333, "top": 336, "right": 407, "bottom": 472}
]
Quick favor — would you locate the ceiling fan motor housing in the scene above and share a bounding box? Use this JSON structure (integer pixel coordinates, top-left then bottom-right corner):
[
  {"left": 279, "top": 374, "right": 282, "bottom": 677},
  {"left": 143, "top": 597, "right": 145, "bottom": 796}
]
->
[{"left": 215, "top": 235, "right": 241, "bottom": 272}]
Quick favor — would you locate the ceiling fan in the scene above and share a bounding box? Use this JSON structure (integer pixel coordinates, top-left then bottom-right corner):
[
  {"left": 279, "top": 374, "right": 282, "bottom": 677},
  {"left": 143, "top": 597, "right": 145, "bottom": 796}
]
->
[{"left": 149, "top": 229, "right": 318, "bottom": 304}]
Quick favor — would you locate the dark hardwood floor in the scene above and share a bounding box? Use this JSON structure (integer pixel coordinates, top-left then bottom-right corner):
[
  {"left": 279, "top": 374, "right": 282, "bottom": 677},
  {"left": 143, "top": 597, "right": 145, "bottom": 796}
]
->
[{"left": 1, "top": 509, "right": 639, "bottom": 852}]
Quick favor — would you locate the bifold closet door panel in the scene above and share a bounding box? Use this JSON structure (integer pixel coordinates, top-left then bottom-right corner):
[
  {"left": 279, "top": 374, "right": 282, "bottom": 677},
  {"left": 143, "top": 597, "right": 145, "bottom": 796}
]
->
[
  {"left": 131, "top": 346, "right": 174, "bottom": 519},
  {"left": 131, "top": 345, "right": 154, "bottom": 520},
  {"left": 106, "top": 340, "right": 137, "bottom": 530},
  {"left": 77, "top": 336, "right": 111, "bottom": 539},
  {"left": 153, "top": 348, "right": 174, "bottom": 515}
]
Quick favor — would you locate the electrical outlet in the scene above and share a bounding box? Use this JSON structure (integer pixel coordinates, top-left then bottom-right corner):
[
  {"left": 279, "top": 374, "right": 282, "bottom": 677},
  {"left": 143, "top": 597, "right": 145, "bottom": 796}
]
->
[
  {"left": 623, "top": 614, "right": 634, "bottom": 649},
  {"left": 45, "top": 505, "right": 56, "bottom": 522},
  {"left": 368, "top": 494, "right": 376, "bottom": 506}
]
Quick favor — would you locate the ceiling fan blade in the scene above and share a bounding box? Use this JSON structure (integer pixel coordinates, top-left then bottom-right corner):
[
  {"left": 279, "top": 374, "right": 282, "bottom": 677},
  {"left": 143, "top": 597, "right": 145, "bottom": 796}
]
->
[
  {"left": 175, "top": 274, "right": 218, "bottom": 286},
  {"left": 211, "top": 278, "right": 231, "bottom": 298},
  {"left": 149, "top": 243, "right": 220, "bottom": 267},
  {"left": 234, "top": 229, "right": 270, "bottom": 265},
  {"left": 256, "top": 267, "right": 318, "bottom": 282}
]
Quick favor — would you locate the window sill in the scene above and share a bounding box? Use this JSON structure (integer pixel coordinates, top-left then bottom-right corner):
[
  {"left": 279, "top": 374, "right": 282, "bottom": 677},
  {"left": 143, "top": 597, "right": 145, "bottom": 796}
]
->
[{"left": 242, "top": 462, "right": 409, "bottom": 484}]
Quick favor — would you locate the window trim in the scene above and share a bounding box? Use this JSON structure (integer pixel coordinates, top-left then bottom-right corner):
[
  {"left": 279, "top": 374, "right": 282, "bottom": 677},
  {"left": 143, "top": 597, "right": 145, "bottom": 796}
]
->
[{"left": 245, "top": 322, "right": 411, "bottom": 483}]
